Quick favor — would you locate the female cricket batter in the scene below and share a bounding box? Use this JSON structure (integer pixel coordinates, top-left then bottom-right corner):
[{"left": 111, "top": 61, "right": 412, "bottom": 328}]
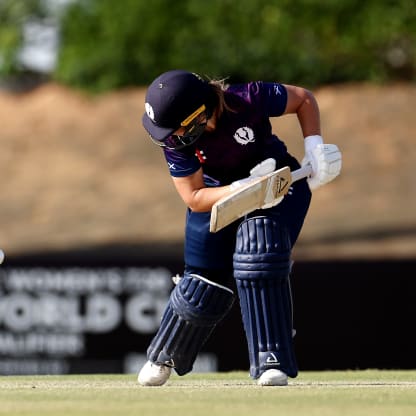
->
[{"left": 138, "top": 70, "right": 341, "bottom": 386}]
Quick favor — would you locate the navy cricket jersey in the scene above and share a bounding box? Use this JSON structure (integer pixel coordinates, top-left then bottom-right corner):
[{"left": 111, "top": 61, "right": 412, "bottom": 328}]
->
[{"left": 163, "top": 82, "right": 292, "bottom": 186}]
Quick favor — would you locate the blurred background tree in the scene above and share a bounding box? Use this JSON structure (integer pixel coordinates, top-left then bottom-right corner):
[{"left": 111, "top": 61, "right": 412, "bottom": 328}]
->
[
  {"left": 0, "top": 0, "right": 47, "bottom": 73},
  {"left": 1, "top": 0, "right": 415, "bottom": 92}
]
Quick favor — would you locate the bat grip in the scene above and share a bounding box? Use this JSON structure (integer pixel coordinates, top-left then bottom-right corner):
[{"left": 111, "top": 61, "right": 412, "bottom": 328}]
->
[{"left": 291, "top": 164, "right": 313, "bottom": 182}]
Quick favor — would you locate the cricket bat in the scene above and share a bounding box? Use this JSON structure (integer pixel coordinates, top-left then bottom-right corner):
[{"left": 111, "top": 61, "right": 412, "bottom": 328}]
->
[{"left": 210, "top": 164, "right": 312, "bottom": 233}]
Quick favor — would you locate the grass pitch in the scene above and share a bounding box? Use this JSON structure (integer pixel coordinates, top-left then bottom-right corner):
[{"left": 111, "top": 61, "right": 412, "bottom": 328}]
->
[{"left": 0, "top": 370, "right": 415, "bottom": 416}]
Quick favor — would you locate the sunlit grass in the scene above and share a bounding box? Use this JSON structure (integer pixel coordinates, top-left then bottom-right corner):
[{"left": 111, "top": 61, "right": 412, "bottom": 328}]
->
[{"left": 0, "top": 370, "right": 415, "bottom": 416}]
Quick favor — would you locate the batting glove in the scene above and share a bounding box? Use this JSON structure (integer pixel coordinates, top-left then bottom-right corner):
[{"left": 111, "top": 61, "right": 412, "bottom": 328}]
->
[
  {"left": 302, "top": 135, "right": 342, "bottom": 190},
  {"left": 230, "top": 158, "right": 276, "bottom": 191}
]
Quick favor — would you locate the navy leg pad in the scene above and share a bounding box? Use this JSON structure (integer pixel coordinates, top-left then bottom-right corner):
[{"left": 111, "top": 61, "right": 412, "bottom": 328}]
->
[
  {"left": 147, "top": 274, "right": 234, "bottom": 376},
  {"left": 234, "top": 216, "right": 298, "bottom": 378}
]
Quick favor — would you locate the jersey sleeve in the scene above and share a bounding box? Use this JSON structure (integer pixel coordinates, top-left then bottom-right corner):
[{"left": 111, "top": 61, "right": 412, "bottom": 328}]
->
[
  {"left": 247, "top": 82, "right": 288, "bottom": 117},
  {"left": 163, "top": 147, "right": 201, "bottom": 177}
]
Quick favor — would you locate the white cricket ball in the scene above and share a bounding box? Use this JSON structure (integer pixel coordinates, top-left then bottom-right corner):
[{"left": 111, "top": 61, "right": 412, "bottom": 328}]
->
[{"left": 0, "top": 249, "right": 4, "bottom": 264}]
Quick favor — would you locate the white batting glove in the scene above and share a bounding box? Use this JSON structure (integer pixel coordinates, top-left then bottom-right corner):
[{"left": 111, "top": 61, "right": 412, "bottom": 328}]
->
[
  {"left": 302, "top": 135, "right": 342, "bottom": 190},
  {"left": 230, "top": 158, "right": 276, "bottom": 190}
]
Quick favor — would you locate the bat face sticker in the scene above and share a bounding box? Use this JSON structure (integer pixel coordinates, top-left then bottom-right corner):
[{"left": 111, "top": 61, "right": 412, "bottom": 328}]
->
[{"left": 274, "top": 174, "right": 289, "bottom": 194}]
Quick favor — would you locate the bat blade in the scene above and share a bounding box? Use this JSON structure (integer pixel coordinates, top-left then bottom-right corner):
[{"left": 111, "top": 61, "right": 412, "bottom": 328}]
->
[{"left": 209, "top": 165, "right": 311, "bottom": 233}]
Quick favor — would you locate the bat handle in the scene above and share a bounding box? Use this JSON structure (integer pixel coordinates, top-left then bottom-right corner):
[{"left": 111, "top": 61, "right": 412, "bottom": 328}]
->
[{"left": 291, "top": 163, "right": 313, "bottom": 183}]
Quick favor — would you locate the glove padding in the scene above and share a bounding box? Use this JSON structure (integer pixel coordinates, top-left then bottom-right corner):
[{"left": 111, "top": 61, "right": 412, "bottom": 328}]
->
[
  {"left": 230, "top": 158, "right": 284, "bottom": 209},
  {"left": 302, "top": 135, "right": 342, "bottom": 190},
  {"left": 230, "top": 158, "right": 276, "bottom": 190}
]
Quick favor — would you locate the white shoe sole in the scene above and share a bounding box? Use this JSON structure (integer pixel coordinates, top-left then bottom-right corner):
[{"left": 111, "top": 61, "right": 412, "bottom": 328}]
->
[
  {"left": 257, "top": 369, "right": 288, "bottom": 386},
  {"left": 138, "top": 361, "right": 171, "bottom": 386}
]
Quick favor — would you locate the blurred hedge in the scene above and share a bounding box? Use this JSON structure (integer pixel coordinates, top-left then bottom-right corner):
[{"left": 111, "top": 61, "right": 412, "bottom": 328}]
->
[{"left": 2, "top": 0, "right": 415, "bottom": 91}]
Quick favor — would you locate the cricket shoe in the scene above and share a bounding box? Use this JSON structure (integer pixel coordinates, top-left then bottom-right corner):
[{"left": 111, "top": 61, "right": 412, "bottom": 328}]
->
[
  {"left": 257, "top": 369, "right": 288, "bottom": 386},
  {"left": 138, "top": 361, "right": 171, "bottom": 386}
]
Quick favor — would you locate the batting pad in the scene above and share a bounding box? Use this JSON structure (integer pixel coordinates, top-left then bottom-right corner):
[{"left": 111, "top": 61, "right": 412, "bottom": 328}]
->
[
  {"left": 233, "top": 216, "right": 298, "bottom": 378},
  {"left": 147, "top": 273, "right": 234, "bottom": 376}
]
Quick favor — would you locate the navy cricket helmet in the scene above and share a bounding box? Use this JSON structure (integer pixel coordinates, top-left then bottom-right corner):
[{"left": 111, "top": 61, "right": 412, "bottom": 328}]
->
[{"left": 142, "top": 70, "right": 216, "bottom": 150}]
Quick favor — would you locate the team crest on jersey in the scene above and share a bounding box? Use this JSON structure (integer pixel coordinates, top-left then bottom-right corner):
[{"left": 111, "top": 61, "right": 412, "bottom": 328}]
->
[{"left": 233, "top": 126, "right": 255, "bottom": 145}]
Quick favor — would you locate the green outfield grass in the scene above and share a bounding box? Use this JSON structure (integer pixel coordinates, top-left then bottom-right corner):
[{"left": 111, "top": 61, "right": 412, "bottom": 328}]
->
[{"left": 0, "top": 370, "right": 415, "bottom": 416}]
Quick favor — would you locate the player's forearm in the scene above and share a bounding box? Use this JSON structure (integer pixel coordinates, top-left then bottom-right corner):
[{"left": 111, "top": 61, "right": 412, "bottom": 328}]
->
[
  {"left": 187, "top": 185, "right": 231, "bottom": 212},
  {"left": 172, "top": 169, "right": 233, "bottom": 212},
  {"left": 284, "top": 85, "right": 321, "bottom": 137},
  {"left": 296, "top": 91, "right": 321, "bottom": 138}
]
